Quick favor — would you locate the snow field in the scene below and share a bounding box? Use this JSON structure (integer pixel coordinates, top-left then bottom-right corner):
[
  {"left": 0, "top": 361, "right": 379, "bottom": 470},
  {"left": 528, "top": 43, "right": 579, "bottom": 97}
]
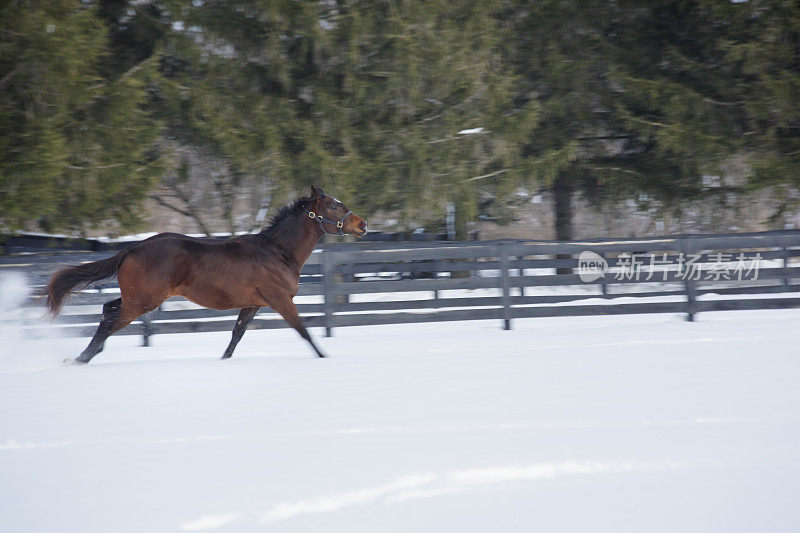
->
[{"left": 1, "top": 300, "right": 799, "bottom": 532}]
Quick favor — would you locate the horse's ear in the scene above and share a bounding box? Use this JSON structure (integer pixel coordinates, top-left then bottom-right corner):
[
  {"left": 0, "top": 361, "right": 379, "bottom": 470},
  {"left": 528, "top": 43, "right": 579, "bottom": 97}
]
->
[{"left": 310, "top": 185, "right": 324, "bottom": 199}]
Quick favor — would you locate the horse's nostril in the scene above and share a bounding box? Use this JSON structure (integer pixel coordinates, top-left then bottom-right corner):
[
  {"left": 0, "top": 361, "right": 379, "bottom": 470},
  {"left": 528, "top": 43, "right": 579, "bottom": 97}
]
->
[{"left": 359, "top": 221, "right": 367, "bottom": 231}]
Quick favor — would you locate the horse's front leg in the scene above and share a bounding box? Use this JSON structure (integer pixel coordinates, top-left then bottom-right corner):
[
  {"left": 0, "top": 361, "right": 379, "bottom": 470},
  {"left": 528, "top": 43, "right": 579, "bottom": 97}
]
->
[
  {"left": 268, "top": 293, "right": 326, "bottom": 358},
  {"left": 221, "top": 306, "right": 260, "bottom": 359}
]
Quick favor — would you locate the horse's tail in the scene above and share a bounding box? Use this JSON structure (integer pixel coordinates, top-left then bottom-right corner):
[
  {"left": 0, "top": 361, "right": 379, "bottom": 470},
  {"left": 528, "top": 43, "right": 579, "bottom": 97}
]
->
[{"left": 45, "top": 250, "right": 130, "bottom": 318}]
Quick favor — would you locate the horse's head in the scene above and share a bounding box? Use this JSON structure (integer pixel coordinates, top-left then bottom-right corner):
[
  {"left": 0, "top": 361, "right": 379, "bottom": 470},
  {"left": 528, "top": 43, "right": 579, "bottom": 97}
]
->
[{"left": 307, "top": 185, "right": 368, "bottom": 237}]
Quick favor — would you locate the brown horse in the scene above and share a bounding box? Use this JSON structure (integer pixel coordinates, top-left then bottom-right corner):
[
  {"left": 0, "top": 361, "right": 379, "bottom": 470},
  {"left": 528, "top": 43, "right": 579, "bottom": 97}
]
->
[{"left": 46, "top": 186, "right": 367, "bottom": 364}]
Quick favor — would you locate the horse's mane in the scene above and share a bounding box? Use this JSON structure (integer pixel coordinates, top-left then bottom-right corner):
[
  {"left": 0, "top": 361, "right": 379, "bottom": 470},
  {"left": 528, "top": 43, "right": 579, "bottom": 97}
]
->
[{"left": 257, "top": 194, "right": 314, "bottom": 241}]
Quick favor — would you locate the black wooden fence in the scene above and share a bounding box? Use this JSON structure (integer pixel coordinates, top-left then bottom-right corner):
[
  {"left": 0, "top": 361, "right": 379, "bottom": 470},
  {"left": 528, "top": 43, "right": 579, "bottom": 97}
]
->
[{"left": 3, "top": 231, "right": 800, "bottom": 343}]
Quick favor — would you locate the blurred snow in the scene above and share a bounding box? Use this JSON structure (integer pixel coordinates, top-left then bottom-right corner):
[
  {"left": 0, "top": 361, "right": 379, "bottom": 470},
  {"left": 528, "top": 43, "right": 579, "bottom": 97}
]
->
[{"left": 0, "top": 272, "right": 65, "bottom": 371}]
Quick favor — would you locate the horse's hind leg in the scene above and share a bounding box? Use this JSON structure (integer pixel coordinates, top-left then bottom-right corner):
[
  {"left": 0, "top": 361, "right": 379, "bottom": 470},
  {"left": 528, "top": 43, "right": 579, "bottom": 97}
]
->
[
  {"left": 221, "top": 306, "right": 260, "bottom": 359},
  {"left": 69, "top": 298, "right": 122, "bottom": 364},
  {"left": 69, "top": 296, "right": 160, "bottom": 364}
]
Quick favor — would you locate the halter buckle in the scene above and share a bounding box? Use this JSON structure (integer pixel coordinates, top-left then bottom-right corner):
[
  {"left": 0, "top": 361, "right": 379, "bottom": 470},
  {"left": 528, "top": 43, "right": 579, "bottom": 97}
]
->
[{"left": 308, "top": 211, "right": 315, "bottom": 218}]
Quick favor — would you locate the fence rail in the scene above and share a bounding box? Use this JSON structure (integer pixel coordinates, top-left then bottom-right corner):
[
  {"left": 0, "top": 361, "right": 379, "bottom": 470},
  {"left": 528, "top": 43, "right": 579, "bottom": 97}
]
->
[{"left": 3, "top": 230, "right": 800, "bottom": 343}]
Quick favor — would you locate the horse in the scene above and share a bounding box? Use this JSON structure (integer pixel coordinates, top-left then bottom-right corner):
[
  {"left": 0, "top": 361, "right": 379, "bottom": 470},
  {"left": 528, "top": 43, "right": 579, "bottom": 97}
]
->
[{"left": 46, "top": 186, "right": 367, "bottom": 364}]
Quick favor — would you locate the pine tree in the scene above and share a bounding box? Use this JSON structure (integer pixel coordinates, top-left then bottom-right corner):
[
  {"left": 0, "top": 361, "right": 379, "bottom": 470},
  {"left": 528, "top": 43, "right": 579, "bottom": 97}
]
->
[
  {"left": 308, "top": 0, "right": 529, "bottom": 238},
  {"left": 158, "top": 0, "right": 524, "bottom": 238},
  {"left": 0, "top": 0, "right": 165, "bottom": 234},
  {"left": 501, "top": 0, "right": 747, "bottom": 239},
  {"left": 724, "top": 0, "right": 800, "bottom": 222},
  {"left": 153, "top": 0, "right": 318, "bottom": 231}
]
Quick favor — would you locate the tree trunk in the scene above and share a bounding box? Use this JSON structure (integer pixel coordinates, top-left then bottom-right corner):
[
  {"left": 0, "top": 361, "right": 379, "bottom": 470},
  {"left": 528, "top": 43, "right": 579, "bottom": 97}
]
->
[
  {"left": 454, "top": 207, "right": 468, "bottom": 241},
  {"left": 452, "top": 194, "right": 471, "bottom": 278},
  {"left": 553, "top": 171, "right": 574, "bottom": 274},
  {"left": 554, "top": 171, "right": 573, "bottom": 241}
]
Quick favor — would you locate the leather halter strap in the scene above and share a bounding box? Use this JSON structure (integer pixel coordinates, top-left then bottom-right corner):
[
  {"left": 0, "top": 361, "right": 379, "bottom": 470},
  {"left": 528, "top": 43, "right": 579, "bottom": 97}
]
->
[{"left": 305, "top": 195, "right": 352, "bottom": 236}]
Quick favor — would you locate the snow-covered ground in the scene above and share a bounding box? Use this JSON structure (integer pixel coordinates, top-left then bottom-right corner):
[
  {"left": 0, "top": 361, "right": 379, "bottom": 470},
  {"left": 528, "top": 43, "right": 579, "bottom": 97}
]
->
[{"left": 1, "top": 293, "right": 799, "bottom": 531}]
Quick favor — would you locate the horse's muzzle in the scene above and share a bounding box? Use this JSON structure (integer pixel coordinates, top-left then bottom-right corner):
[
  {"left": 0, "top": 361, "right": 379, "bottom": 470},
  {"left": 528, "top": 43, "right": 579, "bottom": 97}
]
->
[
  {"left": 347, "top": 216, "right": 367, "bottom": 237},
  {"left": 354, "top": 220, "right": 368, "bottom": 237}
]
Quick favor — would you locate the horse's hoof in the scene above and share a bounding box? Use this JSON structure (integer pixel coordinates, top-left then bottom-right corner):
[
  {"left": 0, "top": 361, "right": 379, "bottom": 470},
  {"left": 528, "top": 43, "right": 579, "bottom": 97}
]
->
[{"left": 63, "top": 358, "right": 86, "bottom": 366}]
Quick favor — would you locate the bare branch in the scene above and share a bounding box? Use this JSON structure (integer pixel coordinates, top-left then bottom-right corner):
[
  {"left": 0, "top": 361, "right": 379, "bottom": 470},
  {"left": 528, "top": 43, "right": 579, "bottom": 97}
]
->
[{"left": 150, "top": 191, "right": 213, "bottom": 237}]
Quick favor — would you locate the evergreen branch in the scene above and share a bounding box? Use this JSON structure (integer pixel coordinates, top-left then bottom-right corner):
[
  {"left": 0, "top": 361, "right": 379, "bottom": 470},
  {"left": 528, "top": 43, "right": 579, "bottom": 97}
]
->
[
  {"left": 575, "top": 135, "right": 631, "bottom": 141},
  {"left": 426, "top": 137, "right": 455, "bottom": 144},
  {"left": 64, "top": 163, "right": 128, "bottom": 170},
  {"left": 629, "top": 116, "right": 670, "bottom": 128},
  {"left": 427, "top": 131, "right": 490, "bottom": 144},
  {"left": 464, "top": 169, "right": 510, "bottom": 182},
  {"left": 413, "top": 87, "right": 488, "bottom": 129},
  {"left": 592, "top": 166, "right": 642, "bottom": 177},
  {"left": 0, "top": 28, "right": 29, "bottom": 37},
  {"left": 0, "top": 66, "right": 19, "bottom": 89},
  {"left": 413, "top": 112, "right": 443, "bottom": 125},
  {"left": 703, "top": 97, "right": 745, "bottom": 107},
  {"left": 76, "top": 60, "right": 156, "bottom": 111},
  {"left": 619, "top": 72, "right": 743, "bottom": 107}
]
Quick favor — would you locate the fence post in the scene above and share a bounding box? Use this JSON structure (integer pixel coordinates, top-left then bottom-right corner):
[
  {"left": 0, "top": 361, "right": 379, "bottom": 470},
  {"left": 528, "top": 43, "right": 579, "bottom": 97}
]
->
[
  {"left": 499, "top": 243, "right": 511, "bottom": 330},
  {"left": 600, "top": 252, "right": 608, "bottom": 297},
  {"left": 782, "top": 244, "right": 790, "bottom": 289},
  {"left": 322, "top": 249, "right": 334, "bottom": 337},
  {"left": 680, "top": 237, "right": 697, "bottom": 322}
]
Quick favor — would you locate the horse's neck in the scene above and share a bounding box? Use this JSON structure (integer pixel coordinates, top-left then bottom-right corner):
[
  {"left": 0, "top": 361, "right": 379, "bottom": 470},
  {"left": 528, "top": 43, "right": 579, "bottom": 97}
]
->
[{"left": 268, "top": 215, "right": 323, "bottom": 270}]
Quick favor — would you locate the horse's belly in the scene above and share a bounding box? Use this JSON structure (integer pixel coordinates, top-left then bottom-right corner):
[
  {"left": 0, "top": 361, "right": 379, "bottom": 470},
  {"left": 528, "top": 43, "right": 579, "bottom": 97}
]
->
[{"left": 177, "top": 283, "right": 253, "bottom": 310}]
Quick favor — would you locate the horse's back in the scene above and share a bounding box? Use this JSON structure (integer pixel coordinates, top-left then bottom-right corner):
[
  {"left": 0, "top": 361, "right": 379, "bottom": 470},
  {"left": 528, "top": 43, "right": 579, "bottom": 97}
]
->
[
  {"left": 122, "top": 233, "right": 269, "bottom": 309},
  {"left": 135, "top": 231, "right": 218, "bottom": 246},
  {"left": 115, "top": 232, "right": 294, "bottom": 309}
]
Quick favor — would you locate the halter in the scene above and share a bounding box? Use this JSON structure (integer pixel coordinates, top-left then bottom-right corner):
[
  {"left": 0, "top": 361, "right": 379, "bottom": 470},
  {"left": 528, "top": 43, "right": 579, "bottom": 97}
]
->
[{"left": 305, "top": 196, "right": 353, "bottom": 236}]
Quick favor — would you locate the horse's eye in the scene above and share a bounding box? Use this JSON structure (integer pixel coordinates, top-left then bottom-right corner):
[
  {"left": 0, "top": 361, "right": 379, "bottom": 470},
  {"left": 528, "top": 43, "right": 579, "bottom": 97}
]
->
[{"left": 330, "top": 205, "right": 337, "bottom": 210}]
